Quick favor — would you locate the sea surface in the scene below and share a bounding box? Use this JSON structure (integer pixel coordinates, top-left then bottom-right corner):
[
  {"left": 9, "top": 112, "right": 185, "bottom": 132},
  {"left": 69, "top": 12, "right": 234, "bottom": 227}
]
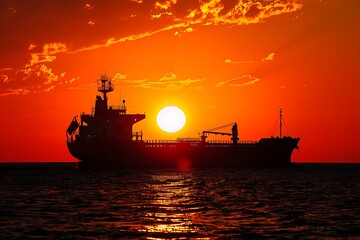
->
[{"left": 0, "top": 163, "right": 359, "bottom": 239}]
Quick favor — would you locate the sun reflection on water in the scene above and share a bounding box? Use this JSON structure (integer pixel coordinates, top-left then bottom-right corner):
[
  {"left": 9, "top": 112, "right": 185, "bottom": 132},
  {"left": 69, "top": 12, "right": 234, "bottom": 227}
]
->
[{"left": 138, "top": 172, "right": 208, "bottom": 239}]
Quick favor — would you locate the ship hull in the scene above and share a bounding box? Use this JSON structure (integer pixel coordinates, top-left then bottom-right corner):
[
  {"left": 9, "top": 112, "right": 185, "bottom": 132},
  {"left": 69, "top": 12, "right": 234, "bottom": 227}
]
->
[{"left": 67, "top": 137, "right": 300, "bottom": 169}]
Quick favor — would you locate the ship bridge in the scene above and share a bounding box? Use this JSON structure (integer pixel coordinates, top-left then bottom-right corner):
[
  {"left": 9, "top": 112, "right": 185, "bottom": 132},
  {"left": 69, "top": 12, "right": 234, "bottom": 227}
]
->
[{"left": 66, "top": 74, "right": 145, "bottom": 142}]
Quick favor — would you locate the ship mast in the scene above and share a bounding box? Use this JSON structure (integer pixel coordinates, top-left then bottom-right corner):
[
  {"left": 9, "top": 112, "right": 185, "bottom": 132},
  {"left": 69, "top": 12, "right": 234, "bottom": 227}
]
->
[
  {"left": 279, "top": 108, "right": 283, "bottom": 139},
  {"left": 98, "top": 74, "right": 114, "bottom": 101},
  {"left": 94, "top": 74, "right": 114, "bottom": 117}
]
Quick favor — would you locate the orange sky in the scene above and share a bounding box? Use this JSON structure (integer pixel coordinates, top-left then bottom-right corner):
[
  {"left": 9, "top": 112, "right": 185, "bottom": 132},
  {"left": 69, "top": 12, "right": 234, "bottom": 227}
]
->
[{"left": 0, "top": 0, "right": 359, "bottom": 163}]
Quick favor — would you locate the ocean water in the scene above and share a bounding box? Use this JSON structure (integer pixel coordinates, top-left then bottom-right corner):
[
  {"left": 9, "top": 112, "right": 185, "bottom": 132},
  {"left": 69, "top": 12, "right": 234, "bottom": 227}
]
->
[{"left": 0, "top": 164, "right": 359, "bottom": 239}]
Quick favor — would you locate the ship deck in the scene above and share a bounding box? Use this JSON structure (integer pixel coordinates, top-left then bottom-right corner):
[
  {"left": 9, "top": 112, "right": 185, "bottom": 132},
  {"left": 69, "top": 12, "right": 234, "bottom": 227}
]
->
[{"left": 141, "top": 139, "right": 258, "bottom": 148}]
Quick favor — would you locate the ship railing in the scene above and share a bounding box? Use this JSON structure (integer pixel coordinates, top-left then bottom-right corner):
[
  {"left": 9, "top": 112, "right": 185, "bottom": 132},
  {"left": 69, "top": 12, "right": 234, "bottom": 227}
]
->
[
  {"left": 240, "top": 140, "right": 258, "bottom": 144},
  {"left": 142, "top": 140, "right": 257, "bottom": 144},
  {"left": 207, "top": 140, "right": 232, "bottom": 144},
  {"left": 144, "top": 140, "right": 179, "bottom": 144},
  {"left": 143, "top": 140, "right": 202, "bottom": 148},
  {"left": 207, "top": 140, "right": 258, "bottom": 144},
  {"left": 177, "top": 138, "right": 201, "bottom": 142}
]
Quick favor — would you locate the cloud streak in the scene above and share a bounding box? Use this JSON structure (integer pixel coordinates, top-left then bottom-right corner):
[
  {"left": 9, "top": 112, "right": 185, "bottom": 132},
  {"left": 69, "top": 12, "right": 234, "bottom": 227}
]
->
[
  {"left": 114, "top": 72, "right": 205, "bottom": 90},
  {"left": 262, "top": 52, "right": 276, "bottom": 61},
  {"left": 0, "top": 0, "right": 302, "bottom": 97},
  {"left": 225, "top": 52, "right": 276, "bottom": 64},
  {"left": 70, "top": 1, "right": 303, "bottom": 54},
  {"left": 1, "top": 75, "right": 10, "bottom": 83},
  {"left": 155, "top": 0, "right": 178, "bottom": 10},
  {"left": 0, "top": 41, "right": 77, "bottom": 97},
  {"left": 26, "top": 42, "right": 68, "bottom": 67},
  {"left": 70, "top": 21, "right": 190, "bottom": 54},
  {"left": 0, "top": 88, "right": 31, "bottom": 97},
  {"left": 216, "top": 75, "right": 260, "bottom": 87},
  {"left": 225, "top": 59, "right": 249, "bottom": 64},
  {"left": 194, "top": 0, "right": 303, "bottom": 25}
]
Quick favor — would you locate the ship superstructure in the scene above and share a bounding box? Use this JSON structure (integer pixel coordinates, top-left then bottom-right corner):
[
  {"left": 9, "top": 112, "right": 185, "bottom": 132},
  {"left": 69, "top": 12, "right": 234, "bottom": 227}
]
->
[{"left": 66, "top": 75, "right": 300, "bottom": 168}]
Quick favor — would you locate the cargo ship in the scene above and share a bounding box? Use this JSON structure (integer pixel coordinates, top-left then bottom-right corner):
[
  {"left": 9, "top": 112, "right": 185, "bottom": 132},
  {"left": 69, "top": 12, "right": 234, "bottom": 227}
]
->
[{"left": 66, "top": 75, "right": 300, "bottom": 168}]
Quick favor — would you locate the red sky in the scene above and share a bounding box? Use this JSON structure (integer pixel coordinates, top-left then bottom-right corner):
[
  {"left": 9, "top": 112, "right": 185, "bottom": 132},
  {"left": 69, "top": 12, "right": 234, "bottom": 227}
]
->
[{"left": 0, "top": 0, "right": 359, "bottom": 163}]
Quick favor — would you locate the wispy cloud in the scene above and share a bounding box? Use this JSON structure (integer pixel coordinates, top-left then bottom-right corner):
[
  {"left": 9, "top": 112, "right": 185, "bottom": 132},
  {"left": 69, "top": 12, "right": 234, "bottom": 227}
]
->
[
  {"left": 225, "top": 52, "right": 276, "bottom": 64},
  {"left": 186, "top": 0, "right": 303, "bottom": 26},
  {"left": 71, "top": 22, "right": 189, "bottom": 53},
  {"left": 0, "top": 41, "right": 77, "bottom": 96},
  {"left": 84, "top": 3, "right": 94, "bottom": 10},
  {"left": 217, "top": 75, "right": 260, "bottom": 87},
  {"left": 26, "top": 42, "right": 68, "bottom": 67},
  {"left": 160, "top": 72, "right": 177, "bottom": 81},
  {"left": 44, "top": 85, "right": 55, "bottom": 92},
  {"left": 28, "top": 44, "right": 36, "bottom": 51},
  {"left": 0, "top": 88, "right": 31, "bottom": 97},
  {"left": 224, "top": 59, "right": 249, "bottom": 64},
  {"left": 1, "top": 75, "right": 10, "bottom": 83},
  {"left": 175, "top": 27, "right": 195, "bottom": 36},
  {"left": 0, "top": 68, "right": 13, "bottom": 71},
  {"left": 0, "top": 0, "right": 303, "bottom": 97},
  {"left": 151, "top": 12, "right": 173, "bottom": 19},
  {"left": 130, "top": 0, "right": 143, "bottom": 3},
  {"left": 116, "top": 72, "right": 205, "bottom": 90},
  {"left": 13, "top": 64, "right": 66, "bottom": 93},
  {"left": 155, "top": 0, "right": 177, "bottom": 10},
  {"left": 112, "top": 73, "right": 127, "bottom": 83},
  {"left": 68, "top": 1, "right": 303, "bottom": 55},
  {"left": 262, "top": 52, "right": 276, "bottom": 61},
  {"left": 40, "top": 65, "right": 64, "bottom": 85}
]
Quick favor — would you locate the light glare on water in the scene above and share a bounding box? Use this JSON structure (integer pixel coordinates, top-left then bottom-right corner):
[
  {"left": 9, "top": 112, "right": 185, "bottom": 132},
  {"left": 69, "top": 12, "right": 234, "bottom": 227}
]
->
[{"left": 0, "top": 164, "right": 359, "bottom": 239}]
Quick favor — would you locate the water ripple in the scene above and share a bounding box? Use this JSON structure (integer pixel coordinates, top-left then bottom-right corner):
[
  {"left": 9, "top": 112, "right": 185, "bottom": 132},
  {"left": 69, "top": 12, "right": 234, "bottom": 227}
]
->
[{"left": 0, "top": 166, "right": 359, "bottom": 239}]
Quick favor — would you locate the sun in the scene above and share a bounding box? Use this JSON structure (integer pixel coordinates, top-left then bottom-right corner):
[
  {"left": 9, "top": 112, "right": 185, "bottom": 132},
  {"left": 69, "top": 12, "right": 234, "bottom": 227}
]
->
[{"left": 156, "top": 106, "right": 186, "bottom": 133}]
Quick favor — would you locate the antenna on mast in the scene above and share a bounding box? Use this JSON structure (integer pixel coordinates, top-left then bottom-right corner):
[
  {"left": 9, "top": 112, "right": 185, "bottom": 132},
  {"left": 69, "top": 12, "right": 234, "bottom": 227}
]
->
[
  {"left": 98, "top": 74, "right": 114, "bottom": 101},
  {"left": 279, "top": 108, "right": 283, "bottom": 138}
]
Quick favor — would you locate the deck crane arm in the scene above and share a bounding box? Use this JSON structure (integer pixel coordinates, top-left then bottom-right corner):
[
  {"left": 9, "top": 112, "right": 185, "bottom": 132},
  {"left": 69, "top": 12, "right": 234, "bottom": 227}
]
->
[
  {"left": 206, "top": 122, "right": 235, "bottom": 132},
  {"left": 200, "top": 122, "right": 239, "bottom": 144},
  {"left": 201, "top": 131, "right": 232, "bottom": 136}
]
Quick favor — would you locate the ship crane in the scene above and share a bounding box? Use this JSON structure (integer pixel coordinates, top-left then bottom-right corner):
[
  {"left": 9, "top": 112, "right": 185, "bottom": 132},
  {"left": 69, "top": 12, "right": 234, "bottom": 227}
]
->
[{"left": 200, "top": 122, "right": 239, "bottom": 145}]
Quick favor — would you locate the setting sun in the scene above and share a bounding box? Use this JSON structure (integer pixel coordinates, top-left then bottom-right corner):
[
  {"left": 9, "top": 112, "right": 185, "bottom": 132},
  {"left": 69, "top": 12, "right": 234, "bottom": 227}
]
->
[{"left": 156, "top": 106, "right": 186, "bottom": 133}]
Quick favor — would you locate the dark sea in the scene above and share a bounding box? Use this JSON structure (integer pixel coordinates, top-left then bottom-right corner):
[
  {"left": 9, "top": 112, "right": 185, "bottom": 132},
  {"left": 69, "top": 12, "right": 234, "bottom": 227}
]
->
[{"left": 0, "top": 163, "right": 359, "bottom": 239}]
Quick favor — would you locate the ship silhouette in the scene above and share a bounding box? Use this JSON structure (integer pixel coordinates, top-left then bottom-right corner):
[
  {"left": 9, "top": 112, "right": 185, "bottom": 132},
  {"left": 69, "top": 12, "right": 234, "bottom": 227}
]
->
[{"left": 66, "top": 75, "right": 300, "bottom": 168}]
